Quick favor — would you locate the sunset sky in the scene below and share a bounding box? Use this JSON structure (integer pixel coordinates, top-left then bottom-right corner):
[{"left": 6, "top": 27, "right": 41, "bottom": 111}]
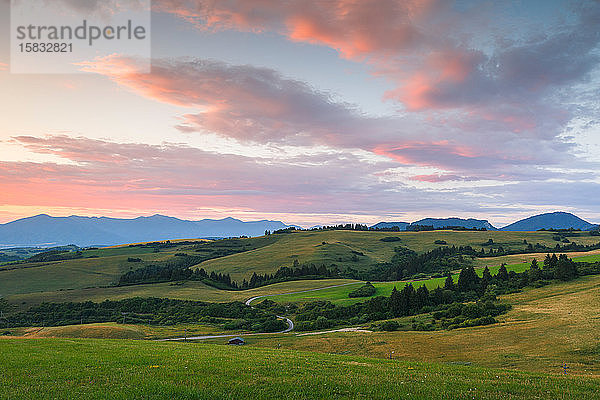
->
[{"left": 1, "top": 0, "right": 599, "bottom": 227}]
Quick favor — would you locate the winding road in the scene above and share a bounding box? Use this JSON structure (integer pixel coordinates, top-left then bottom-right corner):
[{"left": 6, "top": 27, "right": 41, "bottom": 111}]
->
[{"left": 162, "top": 281, "right": 359, "bottom": 341}]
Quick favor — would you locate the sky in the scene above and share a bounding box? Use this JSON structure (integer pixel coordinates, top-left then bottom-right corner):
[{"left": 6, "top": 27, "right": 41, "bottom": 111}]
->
[{"left": 0, "top": 0, "right": 599, "bottom": 227}]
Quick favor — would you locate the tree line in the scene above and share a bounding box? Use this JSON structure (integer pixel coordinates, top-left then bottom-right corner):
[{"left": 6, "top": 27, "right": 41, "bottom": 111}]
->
[
  {"left": 259, "top": 255, "right": 600, "bottom": 332},
  {"left": 0, "top": 297, "right": 287, "bottom": 333}
]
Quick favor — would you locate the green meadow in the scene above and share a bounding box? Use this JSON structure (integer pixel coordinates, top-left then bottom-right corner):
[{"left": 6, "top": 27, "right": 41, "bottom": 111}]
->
[
  {"left": 256, "top": 258, "right": 572, "bottom": 305},
  {"left": 1, "top": 338, "right": 598, "bottom": 400},
  {"left": 196, "top": 230, "right": 600, "bottom": 281},
  {"left": 2, "top": 230, "right": 599, "bottom": 311}
]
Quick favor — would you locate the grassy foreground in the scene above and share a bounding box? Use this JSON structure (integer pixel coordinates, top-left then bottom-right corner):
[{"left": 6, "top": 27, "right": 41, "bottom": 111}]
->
[{"left": 1, "top": 338, "right": 599, "bottom": 400}]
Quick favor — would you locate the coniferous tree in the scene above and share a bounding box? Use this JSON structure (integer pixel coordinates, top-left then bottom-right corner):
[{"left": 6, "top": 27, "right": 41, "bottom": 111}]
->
[
  {"left": 415, "top": 285, "right": 430, "bottom": 310},
  {"left": 457, "top": 266, "right": 480, "bottom": 292},
  {"left": 555, "top": 254, "right": 577, "bottom": 281},
  {"left": 389, "top": 287, "right": 402, "bottom": 316},
  {"left": 496, "top": 264, "right": 509, "bottom": 281},
  {"left": 480, "top": 266, "right": 492, "bottom": 293},
  {"left": 444, "top": 273, "right": 456, "bottom": 291},
  {"left": 529, "top": 259, "right": 542, "bottom": 282}
]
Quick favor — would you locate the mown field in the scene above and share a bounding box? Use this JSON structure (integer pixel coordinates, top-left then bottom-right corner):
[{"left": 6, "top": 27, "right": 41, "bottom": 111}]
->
[
  {"left": 5, "top": 279, "right": 357, "bottom": 312},
  {"left": 0, "top": 338, "right": 599, "bottom": 400},
  {"left": 6, "top": 322, "right": 243, "bottom": 340}
]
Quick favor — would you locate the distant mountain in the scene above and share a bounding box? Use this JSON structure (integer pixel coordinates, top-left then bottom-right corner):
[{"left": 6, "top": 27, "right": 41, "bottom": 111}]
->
[
  {"left": 411, "top": 218, "right": 497, "bottom": 230},
  {"left": 500, "top": 212, "right": 598, "bottom": 231},
  {"left": 0, "top": 214, "right": 292, "bottom": 247},
  {"left": 370, "top": 222, "right": 410, "bottom": 230}
]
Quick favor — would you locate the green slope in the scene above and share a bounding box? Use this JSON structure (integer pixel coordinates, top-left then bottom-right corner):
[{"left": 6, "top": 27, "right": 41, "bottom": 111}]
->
[
  {"left": 196, "top": 229, "right": 600, "bottom": 281},
  {"left": 2, "top": 230, "right": 598, "bottom": 301}
]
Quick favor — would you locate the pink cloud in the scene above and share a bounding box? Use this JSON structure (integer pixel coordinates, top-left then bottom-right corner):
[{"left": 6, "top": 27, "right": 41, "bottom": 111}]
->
[
  {"left": 78, "top": 55, "right": 385, "bottom": 146},
  {"left": 155, "top": 0, "right": 435, "bottom": 59},
  {"left": 78, "top": 55, "right": 589, "bottom": 184},
  {"left": 149, "top": 0, "right": 600, "bottom": 143},
  {"left": 5, "top": 135, "right": 596, "bottom": 226},
  {"left": 409, "top": 174, "right": 463, "bottom": 183},
  {"left": 3, "top": 135, "right": 403, "bottom": 218}
]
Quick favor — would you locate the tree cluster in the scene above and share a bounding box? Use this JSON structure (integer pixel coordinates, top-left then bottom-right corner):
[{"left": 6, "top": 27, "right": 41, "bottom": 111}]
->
[{"left": 1, "top": 297, "right": 286, "bottom": 332}]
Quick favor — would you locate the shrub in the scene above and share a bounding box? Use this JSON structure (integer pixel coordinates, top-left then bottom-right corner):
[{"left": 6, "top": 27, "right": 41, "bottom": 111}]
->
[
  {"left": 348, "top": 282, "right": 376, "bottom": 298},
  {"left": 379, "top": 320, "right": 400, "bottom": 331}
]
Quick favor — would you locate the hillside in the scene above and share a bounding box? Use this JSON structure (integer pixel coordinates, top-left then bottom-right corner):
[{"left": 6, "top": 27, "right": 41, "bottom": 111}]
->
[
  {"left": 411, "top": 217, "right": 496, "bottom": 230},
  {"left": 242, "top": 274, "right": 600, "bottom": 376},
  {"left": 501, "top": 212, "right": 598, "bottom": 231},
  {"left": 1, "top": 339, "right": 598, "bottom": 399},
  {"left": 195, "top": 229, "right": 600, "bottom": 281},
  {"left": 370, "top": 221, "right": 409, "bottom": 230},
  {"left": 2, "top": 229, "right": 600, "bottom": 307},
  {"left": 0, "top": 214, "right": 291, "bottom": 247}
]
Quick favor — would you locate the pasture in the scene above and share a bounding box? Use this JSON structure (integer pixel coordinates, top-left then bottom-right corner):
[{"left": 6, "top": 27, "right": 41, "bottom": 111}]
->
[
  {"left": 0, "top": 338, "right": 598, "bottom": 399},
  {"left": 196, "top": 230, "right": 600, "bottom": 281},
  {"left": 1, "top": 230, "right": 598, "bottom": 298},
  {"left": 231, "top": 274, "right": 600, "bottom": 376}
]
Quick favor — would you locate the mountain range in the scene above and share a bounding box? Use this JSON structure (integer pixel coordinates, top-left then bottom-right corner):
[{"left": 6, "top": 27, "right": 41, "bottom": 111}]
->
[
  {"left": 370, "top": 212, "right": 598, "bottom": 232},
  {"left": 0, "top": 214, "right": 291, "bottom": 247},
  {"left": 0, "top": 211, "right": 597, "bottom": 248}
]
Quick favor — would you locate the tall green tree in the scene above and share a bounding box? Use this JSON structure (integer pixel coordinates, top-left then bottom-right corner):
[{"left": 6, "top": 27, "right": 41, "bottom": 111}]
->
[
  {"left": 444, "top": 273, "right": 456, "bottom": 291},
  {"left": 496, "top": 264, "right": 509, "bottom": 281},
  {"left": 457, "top": 266, "right": 480, "bottom": 292}
]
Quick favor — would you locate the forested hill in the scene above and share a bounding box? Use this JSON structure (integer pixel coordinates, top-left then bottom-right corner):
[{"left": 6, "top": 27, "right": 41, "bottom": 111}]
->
[{"left": 501, "top": 212, "right": 598, "bottom": 231}]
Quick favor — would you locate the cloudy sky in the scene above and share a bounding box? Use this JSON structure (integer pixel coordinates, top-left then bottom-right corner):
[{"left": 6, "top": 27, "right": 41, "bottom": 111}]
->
[{"left": 0, "top": 0, "right": 599, "bottom": 227}]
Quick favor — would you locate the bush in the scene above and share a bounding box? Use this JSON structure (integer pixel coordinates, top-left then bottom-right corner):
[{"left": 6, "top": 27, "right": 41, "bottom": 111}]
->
[
  {"left": 348, "top": 282, "right": 376, "bottom": 298},
  {"left": 379, "top": 320, "right": 400, "bottom": 331}
]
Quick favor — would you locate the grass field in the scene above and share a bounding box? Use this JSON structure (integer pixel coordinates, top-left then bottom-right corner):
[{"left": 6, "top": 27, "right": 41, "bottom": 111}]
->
[
  {"left": 6, "top": 248, "right": 599, "bottom": 310},
  {"left": 473, "top": 249, "right": 600, "bottom": 267},
  {"left": 255, "top": 261, "right": 531, "bottom": 305},
  {"left": 1, "top": 230, "right": 598, "bottom": 299},
  {"left": 5, "top": 322, "right": 245, "bottom": 340},
  {"left": 255, "top": 252, "right": 595, "bottom": 305},
  {"left": 196, "top": 230, "right": 600, "bottom": 281},
  {"left": 0, "top": 245, "right": 188, "bottom": 296},
  {"left": 232, "top": 274, "right": 600, "bottom": 376},
  {"left": 0, "top": 338, "right": 598, "bottom": 399},
  {"left": 4, "top": 279, "right": 359, "bottom": 311}
]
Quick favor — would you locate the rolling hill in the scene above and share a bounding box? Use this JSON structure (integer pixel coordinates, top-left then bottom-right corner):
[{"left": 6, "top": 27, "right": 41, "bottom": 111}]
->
[
  {"left": 370, "top": 221, "right": 410, "bottom": 230},
  {"left": 410, "top": 217, "right": 497, "bottom": 230},
  {"left": 0, "top": 214, "right": 291, "bottom": 247},
  {"left": 501, "top": 212, "right": 598, "bottom": 231}
]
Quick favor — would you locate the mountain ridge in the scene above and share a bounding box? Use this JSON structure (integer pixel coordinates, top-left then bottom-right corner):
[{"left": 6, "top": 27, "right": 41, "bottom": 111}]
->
[
  {"left": 0, "top": 214, "right": 291, "bottom": 247},
  {"left": 500, "top": 212, "right": 598, "bottom": 231}
]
